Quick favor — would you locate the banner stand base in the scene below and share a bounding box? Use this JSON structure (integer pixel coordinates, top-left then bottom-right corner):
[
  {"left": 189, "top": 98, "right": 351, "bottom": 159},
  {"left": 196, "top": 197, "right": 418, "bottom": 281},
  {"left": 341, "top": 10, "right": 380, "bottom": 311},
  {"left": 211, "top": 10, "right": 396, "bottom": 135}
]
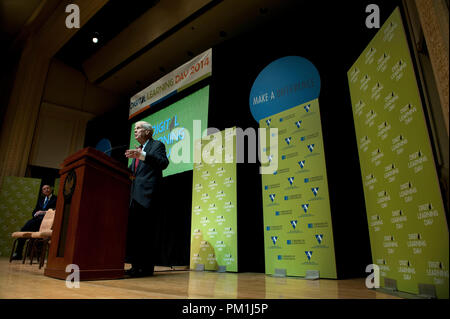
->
[
  {"left": 383, "top": 277, "right": 398, "bottom": 291},
  {"left": 294, "top": 270, "right": 320, "bottom": 280},
  {"left": 375, "top": 288, "right": 433, "bottom": 299},
  {"left": 304, "top": 270, "right": 320, "bottom": 280},
  {"left": 418, "top": 283, "right": 437, "bottom": 299},
  {"left": 272, "top": 268, "right": 287, "bottom": 277},
  {"left": 195, "top": 264, "right": 205, "bottom": 272},
  {"left": 217, "top": 265, "right": 226, "bottom": 273}
]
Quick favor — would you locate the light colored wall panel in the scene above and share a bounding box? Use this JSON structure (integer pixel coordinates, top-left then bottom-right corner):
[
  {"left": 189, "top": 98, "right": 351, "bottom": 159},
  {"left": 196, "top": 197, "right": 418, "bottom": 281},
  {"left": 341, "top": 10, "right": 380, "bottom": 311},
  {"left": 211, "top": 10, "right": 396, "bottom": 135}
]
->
[
  {"left": 42, "top": 58, "right": 123, "bottom": 116},
  {"left": 82, "top": 81, "right": 124, "bottom": 115},
  {"left": 42, "top": 59, "right": 86, "bottom": 110},
  {"left": 29, "top": 102, "right": 94, "bottom": 169}
]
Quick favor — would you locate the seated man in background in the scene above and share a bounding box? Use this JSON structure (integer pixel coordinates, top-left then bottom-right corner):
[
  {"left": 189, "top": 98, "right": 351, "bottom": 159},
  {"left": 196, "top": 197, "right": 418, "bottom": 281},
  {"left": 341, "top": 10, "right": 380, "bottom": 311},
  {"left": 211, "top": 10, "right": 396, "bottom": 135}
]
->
[{"left": 11, "top": 184, "right": 57, "bottom": 260}]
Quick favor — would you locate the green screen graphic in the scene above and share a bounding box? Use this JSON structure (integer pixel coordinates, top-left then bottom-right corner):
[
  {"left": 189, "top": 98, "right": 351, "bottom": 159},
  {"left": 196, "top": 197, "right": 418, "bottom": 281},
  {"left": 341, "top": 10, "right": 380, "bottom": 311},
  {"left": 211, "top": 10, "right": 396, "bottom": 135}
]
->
[
  {"left": 129, "top": 85, "right": 209, "bottom": 177},
  {"left": 348, "top": 8, "right": 449, "bottom": 298},
  {"left": 260, "top": 99, "right": 337, "bottom": 278},
  {"left": 0, "top": 177, "right": 41, "bottom": 257},
  {"left": 190, "top": 128, "right": 238, "bottom": 272}
]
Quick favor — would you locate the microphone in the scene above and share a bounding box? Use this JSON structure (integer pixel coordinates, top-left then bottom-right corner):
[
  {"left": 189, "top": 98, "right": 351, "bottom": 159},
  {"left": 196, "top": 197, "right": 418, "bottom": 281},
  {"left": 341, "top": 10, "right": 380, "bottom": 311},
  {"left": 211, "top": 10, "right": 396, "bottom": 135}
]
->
[{"left": 103, "top": 145, "right": 128, "bottom": 154}]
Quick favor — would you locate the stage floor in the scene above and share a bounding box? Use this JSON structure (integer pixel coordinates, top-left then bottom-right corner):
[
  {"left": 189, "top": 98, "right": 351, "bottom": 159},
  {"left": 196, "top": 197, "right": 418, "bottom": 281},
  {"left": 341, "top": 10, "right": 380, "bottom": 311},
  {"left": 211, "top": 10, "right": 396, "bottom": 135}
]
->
[{"left": 0, "top": 258, "right": 400, "bottom": 299}]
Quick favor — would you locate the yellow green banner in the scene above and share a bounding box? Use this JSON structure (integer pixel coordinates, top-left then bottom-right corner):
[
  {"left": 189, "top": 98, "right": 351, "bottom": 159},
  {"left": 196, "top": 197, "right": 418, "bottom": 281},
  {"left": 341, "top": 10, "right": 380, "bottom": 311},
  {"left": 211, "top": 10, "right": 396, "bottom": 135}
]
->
[
  {"left": 348, "top": 7, "right": 449, "bottom": 298},
  {"left": 190, "top": 128, "right": 238, "bottom": 272},
  {"left": 260, "top": 99, "right": 337, "bottom": 278}
]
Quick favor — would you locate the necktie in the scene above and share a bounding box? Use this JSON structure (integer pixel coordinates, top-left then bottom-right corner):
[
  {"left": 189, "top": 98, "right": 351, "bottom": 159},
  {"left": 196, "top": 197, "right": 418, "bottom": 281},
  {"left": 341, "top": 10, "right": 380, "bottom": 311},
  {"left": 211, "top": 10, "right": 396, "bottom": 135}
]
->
[
  {"left": 134, "top": 145, "right": 143, "bottom": 172},
  {"left": 43, "top": 197, "right": 48, "bottom": 209}
]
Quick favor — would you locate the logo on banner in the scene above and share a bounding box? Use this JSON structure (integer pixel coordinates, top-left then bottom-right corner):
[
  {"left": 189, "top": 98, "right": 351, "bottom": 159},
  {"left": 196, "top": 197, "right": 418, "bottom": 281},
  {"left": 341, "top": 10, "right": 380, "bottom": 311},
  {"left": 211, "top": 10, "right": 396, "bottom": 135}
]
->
[
  {"left": 305, "top": 251, "right": 313, "bottom": 261},
  {"left": 269, "top": 194, "right": 276, "bottom": 202},
  {"left": 304, "top": 104, "right": 311, "bottom": 112},
  {"left": 307, "top": 144, "right": 315, "bottom": 152},
  {"left": 271, "top": 236, "right": 278, "bottom": 245},
  {"left": 302, "top": 204, "right": 309, "bottom": 213},
  {"left": 295, "top": 120, "right": 302, "bottom": 128},
  {"left": 298, "top": 160, "right": 305, "bottom": 169},
  {"left": 224, "top": 201, "right": 234, "bottom": 209},
  {"left": 315, "top": 234, "right": 323, "bottom": 244},
  {"left": 312, "top": 187, "right": 319, "bottom": 197},
  {"left": 266, "top": 119, "right": 272, "bottom": 126},
  {"left": 290, "top": 220, "right": 298, "bottom": 230},
  {"left": 285, "top": 137, "right": 292, "bottom": 145},
  {"left": 288, "top": 177, "right": 294, "bottom": 186}
]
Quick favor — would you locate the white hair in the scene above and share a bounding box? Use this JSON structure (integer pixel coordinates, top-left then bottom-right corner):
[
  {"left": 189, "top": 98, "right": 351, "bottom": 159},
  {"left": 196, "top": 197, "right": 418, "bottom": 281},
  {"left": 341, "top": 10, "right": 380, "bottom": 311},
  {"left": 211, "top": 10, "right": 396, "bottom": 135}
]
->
[{"left": 137, "top": 121, "right": 154, "bottom": 137}]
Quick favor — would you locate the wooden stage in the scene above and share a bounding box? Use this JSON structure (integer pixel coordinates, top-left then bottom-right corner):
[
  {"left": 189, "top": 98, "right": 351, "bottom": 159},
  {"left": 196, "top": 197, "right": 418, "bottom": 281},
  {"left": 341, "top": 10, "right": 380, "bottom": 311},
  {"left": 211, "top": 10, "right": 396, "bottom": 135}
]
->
[{"left": 0, "top": 258, "right": 401, "bottom": 299}]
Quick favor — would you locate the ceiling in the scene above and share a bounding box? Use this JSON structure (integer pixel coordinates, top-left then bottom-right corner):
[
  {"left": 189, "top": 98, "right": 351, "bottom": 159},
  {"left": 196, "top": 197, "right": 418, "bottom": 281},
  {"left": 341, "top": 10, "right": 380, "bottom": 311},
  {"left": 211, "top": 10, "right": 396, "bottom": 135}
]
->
[
  {"left": 54, "top": 0, "right": 160, "bottom": 72},
  {"left": 52, "top": 0, "right": 296, "bottom": 98},
  {"left": 0, "top": 0, "right": 42, "bottom": 45},
  {"left": 3, "top": 0, "right": 401, "bottom": 105},
  {"left": 93, "top": 0, "right": 291, "bottom": 97}
]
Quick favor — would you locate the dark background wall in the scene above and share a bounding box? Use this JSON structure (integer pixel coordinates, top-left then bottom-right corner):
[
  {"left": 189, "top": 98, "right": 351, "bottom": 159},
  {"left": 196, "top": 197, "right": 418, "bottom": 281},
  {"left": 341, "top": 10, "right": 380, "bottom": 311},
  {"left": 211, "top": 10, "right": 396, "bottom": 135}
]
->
[{"left": 85, "top": 0, "right": 403, "bottom": 277}]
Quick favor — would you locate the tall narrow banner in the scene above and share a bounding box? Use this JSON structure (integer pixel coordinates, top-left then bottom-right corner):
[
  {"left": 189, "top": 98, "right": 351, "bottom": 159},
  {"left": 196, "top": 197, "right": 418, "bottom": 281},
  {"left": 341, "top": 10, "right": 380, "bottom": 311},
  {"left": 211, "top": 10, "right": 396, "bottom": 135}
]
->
[
  {"left": 190, "top": 128, "right": 238, "bottom": 272},
  {"left": 260, "top": 99, "right": 337, "bottom": 278},
  {"left": 347, "top": 7, "right": 449, "bottom": 298}
]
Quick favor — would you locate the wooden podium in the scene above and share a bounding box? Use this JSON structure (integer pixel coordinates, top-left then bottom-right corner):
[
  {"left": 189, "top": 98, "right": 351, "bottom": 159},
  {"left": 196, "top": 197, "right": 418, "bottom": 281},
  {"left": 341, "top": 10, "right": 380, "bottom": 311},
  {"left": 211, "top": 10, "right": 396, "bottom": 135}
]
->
[{"left": 44, "top": 147, "right": 131, "bottom": 281}]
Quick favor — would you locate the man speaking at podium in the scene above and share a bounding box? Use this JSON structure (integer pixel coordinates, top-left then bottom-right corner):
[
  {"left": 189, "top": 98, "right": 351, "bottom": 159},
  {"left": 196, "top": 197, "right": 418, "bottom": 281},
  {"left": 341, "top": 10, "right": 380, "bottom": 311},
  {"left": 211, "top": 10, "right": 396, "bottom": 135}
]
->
[{"left": 124, "top": 121, "right": 169, "bottom": 277}]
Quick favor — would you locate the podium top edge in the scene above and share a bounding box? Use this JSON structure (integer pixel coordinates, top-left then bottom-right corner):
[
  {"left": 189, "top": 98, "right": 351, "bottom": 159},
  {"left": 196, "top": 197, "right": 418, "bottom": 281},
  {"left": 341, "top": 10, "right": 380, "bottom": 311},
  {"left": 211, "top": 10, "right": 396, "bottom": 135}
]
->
[{"left": 60, "top": 147, "right": 130, "bottom": 176}]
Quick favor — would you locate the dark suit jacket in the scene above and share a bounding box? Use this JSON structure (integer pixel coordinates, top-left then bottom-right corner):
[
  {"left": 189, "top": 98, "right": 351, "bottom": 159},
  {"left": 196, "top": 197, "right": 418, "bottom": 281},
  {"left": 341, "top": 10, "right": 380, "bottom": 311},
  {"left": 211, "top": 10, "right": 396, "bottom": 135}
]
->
[
  {"left": 32, "top": 194, "right": 57, "bottom": 217},
  {"left": 129, "top": 139, "right": 169, "bottom": 208}
]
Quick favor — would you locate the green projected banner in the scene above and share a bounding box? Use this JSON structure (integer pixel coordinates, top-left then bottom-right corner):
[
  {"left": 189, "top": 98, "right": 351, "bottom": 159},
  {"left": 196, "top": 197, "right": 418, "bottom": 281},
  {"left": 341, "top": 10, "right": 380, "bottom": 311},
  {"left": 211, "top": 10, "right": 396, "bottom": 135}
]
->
[
  {"left": 260, "top": 99, "right": 337, "bottom": 278},
  {"left": 348, "top": 8, "right": 449, "bottom": 298},
  {"left": 129, "top": 85, "right": 209, "bottom": 177},
  {"left": 190, "top": 129, "right": 238, "bottom": 272}
]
